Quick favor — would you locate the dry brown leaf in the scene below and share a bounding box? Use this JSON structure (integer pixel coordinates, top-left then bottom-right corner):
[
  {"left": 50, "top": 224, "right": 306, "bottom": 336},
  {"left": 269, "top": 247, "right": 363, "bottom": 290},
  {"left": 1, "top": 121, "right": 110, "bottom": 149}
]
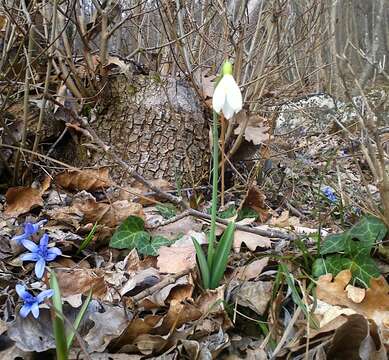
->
[
  {"left": 151, "top": 216, "right": 202, "bottom": 238},
  {"left": 55, "top": 168, "right": 112, "bottom": 192},
  {"left": 317, "top": 270, "right": 389, "bottom": 344},
  {"left": 326, "top": 314, "right": 387, "bottom": 360},
  {"left": 157, "top": 246, "right": 196, "bottom": 273},
  {"left": 196, "top": 286, "right": 225, "bottom": 315},
  {"left": 269, "top": 210, "right": 300, "bottom": 229},
  {"left": 151, "top": 299, "right": 202, "bottom": 336},
  {"left": 242, "top": 185, "right": 269, "bottom": 222},
  {"left": 234, "top": 113, "right": 269, "bottom": 145},
  {"left": 346, "top": 284, "right": 366, "bottom": 303},
  {"left": 235, "top": 258, "right": 269, "bottom": 280},
  {"left": 233, "top": 230, "right": 271, "bottom": 252},
  {"left": 194, "top": 69, "right": 216, "bottom": 99},
  {"left": 4, "top": 177, "right": 50, "bottom": 217},
  {"left": 233, "top": 281, "right": 273, "bottom": 315},
  {"left": 119, "top": 179, "right": 172, "bottom": 205},
  {"left": 54, "top": 268, "right": 108, "bottom": 300},
  {"left": 49, "top": 196, "right": 144, "bottom": 229}
]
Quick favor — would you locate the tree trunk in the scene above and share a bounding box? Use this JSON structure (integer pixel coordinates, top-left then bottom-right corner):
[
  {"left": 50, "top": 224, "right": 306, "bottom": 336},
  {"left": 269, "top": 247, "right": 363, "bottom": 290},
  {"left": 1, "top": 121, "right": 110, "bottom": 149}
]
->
[{"left": 73, "top": 74, "right": 210, "bottom": 184}]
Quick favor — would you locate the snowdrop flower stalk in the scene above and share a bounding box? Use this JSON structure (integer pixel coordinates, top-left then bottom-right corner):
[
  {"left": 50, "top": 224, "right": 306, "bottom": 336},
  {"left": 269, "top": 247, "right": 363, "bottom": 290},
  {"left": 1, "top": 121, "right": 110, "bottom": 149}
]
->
[{"left": 192, "top": 61, "right": 241, "bottom": 289}]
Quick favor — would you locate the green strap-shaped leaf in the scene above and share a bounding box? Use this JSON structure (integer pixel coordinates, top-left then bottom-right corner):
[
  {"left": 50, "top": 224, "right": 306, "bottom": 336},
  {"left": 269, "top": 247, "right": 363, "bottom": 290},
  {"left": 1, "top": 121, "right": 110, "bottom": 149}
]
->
[
  {"left": 210, "top": 222, "right": 235, "bottom": 289},
  {"left": 192, "top": 237, "right": 210, "bottom": 289}
]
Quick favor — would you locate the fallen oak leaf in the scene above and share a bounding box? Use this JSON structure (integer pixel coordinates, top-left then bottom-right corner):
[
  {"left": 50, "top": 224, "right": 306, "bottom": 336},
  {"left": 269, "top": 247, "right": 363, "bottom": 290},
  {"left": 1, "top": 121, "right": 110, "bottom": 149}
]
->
[
  {"left": 55, "top": 168, "right": 112, "bottom": 192},
  {"left": 5, "top": 177, "right": 50, "bottom": 217},
  {"left": 233, "top": 230, "right": 271, "bottom": 252},
  {"left": 235, "top": 257, "right": 269, "bottom": 281},
  {"left": 234, "top": 112, "right": 270, "bottom": 146},
  {"left": 317, "top": 270, "right": 389, "bottom": 345}
]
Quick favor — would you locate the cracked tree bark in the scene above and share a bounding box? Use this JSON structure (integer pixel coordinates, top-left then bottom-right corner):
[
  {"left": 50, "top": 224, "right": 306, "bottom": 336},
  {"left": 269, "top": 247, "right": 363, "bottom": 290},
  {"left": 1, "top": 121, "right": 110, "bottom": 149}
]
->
[{"left": 73, "top": 74, "right": 210, "bottom": 184}]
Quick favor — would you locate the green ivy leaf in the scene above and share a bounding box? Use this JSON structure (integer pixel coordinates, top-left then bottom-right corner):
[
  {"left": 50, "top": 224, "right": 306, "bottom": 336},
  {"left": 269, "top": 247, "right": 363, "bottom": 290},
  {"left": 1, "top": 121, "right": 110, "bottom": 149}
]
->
[
  {"left": 313, "top": 252, "right": 380, "bottom": 288},
  {"left": 137, "top": 235, "right": 172, "bottom": 256},
  {"left": 345, "top": 215, "right": 387, "bottom": 254},
  {"left": 237, "top": 207, "right": 259, "bottom": 221},
  {"left": 320, "top": 215, "right": 387, "bottom": 256},
  {"left": 320, "top": 233, "right": 348, "bottom": 255},
  {"left": 347, "top": 249, "right": 381, "bottom": 287},
  {"left": 109, "top": 216, "right": 149, "bottom": 249},
  {"left": 218, "top": 205, "right": 236, "bottom": 219},
  {"left": 312, "top": 255, "right": 351, "bottom": 278},
  {"left": 156, "top": 204, "right": 177, "bottom": 220}
]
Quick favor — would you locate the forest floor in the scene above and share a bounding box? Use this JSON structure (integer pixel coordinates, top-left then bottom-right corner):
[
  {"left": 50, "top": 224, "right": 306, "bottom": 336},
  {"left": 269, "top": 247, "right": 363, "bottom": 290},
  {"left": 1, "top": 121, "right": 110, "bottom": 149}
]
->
[{"left": 0, "top": 90, "right": 388, "bottom": 360}]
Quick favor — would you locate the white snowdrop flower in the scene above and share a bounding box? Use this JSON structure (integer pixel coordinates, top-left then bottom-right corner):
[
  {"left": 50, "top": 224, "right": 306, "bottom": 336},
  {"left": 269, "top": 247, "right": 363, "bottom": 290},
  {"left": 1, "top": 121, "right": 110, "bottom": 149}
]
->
[{"left": 212, "top": 61, "right": 243, "bottom": 119}]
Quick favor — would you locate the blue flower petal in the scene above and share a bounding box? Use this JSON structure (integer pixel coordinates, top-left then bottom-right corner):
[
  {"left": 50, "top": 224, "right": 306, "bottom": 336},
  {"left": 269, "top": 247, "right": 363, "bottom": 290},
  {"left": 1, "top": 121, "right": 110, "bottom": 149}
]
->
[
  {"left": 21, "top": 239, "right": 39, "bottom": 252},
  {"left": 35, "top": 258, "right": 46, "bottom": 279},
  {"left": 19, "top": 304, "right": 32, "bottom": 318},
  {"left": 39, "top": 234, "right": 49, "bottom": 248},
  {"left": 24, "top": 223, "right": 38, "bottom": 236},
  {"left": 45, "top": 253, "right": 59, "bottom": 262},
  {"left": 31, "top": 302, "right": 40, "bottom": 319},
  {"left": 12, "top": 234, "right": 27, "bottom": 245},
  {"left": 21, "top": 253, "right": 41, "bottom": 262},
  {"left": 36, "top": 289, "right": 54, "bottom": 303},
  {"left": 15, "top": 284, "right": 28, "bottom": 299}
]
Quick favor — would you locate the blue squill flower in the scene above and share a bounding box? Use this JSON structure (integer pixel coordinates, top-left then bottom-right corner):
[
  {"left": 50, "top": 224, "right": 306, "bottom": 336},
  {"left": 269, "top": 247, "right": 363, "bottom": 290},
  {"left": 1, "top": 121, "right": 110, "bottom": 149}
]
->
[
  {"left": 21, "top": 234, "right": 62, "bottom": 279},
  {"left": 322, "top": 186, "right": 337, "bottom": 203},
  {"left": 12, "top": 220, "right": 47, "bottom": 245},
  {"left": 16, "top": 284, "right": 53, "bottom": 318}
]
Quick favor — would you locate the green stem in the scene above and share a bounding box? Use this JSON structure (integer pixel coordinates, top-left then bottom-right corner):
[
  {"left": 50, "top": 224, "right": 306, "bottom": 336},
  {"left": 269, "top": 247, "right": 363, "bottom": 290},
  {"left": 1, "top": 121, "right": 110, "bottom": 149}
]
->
[{"left": 208, "top": 111, "right": 219, "bottom": 269}]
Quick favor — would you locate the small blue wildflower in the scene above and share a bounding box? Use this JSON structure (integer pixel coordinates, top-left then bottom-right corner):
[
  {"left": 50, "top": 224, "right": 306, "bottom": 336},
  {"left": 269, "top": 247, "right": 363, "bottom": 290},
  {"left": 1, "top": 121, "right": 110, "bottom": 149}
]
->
[
  {"left": 12, "top": 220, "right": 47, "bottom": 245},
  {"left": 21, "top": 234, "right": 62, "bottom": 279},
  {"left": 322, "top": 186, "right": 337, "bottom": 203},
  {"left": 16, "top": 284, "right": 53, "bottom": 319}
]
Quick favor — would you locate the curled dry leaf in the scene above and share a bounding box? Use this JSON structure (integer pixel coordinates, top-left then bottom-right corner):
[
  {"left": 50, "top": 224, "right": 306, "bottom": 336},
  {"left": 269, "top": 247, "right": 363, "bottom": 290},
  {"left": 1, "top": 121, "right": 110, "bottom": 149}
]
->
[
  {"left": 327, "top": 314, "right": 387, "bottom": 360},
  {"left": 232, "top": 281, "right": 273, "bottom": 315},
  {"left": 5, "top": 177, "right": 50, "bottom": 217},
  {"left": 235, "top": 257, "right": 269, "bottom": 281},
  {"left": 317, "top": 270, "right": 389, "bottom": 345},
  {"left": 47, "top": 194, "right": 143, "bottom": 230},
  {"left": 242, "top": 185, "right": 269, "bottom": 222},
  {"left": 234, "top": 112, "right": 270, "bottom": 146},
  {"left": 54, "top": 268, "right": 108, "bottom": 301},
  {"left": 157, "top": 246, "right": 196, "bottom": 273},
  {"left": 84, "top": 303, "right": 131, "bottom": 353},
  {"left": 269, "top": 210, "right": 300, "bottom": 229},
  {"left": 346, "top": 284, "right": 366, "bottom": 303},
  {"left": 233, "top": 230, "right": 271, "bottom": 252},
  {"left": 55, "top": 168, "right": 112, "bottom": 192}
]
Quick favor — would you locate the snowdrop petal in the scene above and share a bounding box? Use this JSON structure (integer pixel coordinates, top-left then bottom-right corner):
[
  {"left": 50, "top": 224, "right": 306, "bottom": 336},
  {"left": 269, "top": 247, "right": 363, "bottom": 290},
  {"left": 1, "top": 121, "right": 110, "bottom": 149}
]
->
[
  {"left": 36, "top": 289, "right": 54, "bottom": 303},
  {"left": 222, "top": 99, "right": 235, "bottom": 119},
  {"left": 224, "top": 75, "right": 243, "bottom": 112},
  {"left": 35, "top": 258, "right": 46, "bottom": 279},
  {"left": 21, "top": 239, "right": 38, "bottom": 252},
  {"left": 21, "top": 253, "right": 40, "bottom": 262},
  {"left": 31, "top": 302, "right": 40, "bottom": 319},
  {"left": 212, "top": 79, "right": 226, "bottom": 113},
  {"left": 19, "top": 304, "right": 32, "bottom": 318}
]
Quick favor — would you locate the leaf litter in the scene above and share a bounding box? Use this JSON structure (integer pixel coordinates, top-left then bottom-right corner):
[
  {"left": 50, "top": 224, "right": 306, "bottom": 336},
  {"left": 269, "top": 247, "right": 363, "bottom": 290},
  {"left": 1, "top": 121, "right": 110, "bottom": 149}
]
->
[{"left": 1, "top": 95, "right": 389, "bottom": 359}]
